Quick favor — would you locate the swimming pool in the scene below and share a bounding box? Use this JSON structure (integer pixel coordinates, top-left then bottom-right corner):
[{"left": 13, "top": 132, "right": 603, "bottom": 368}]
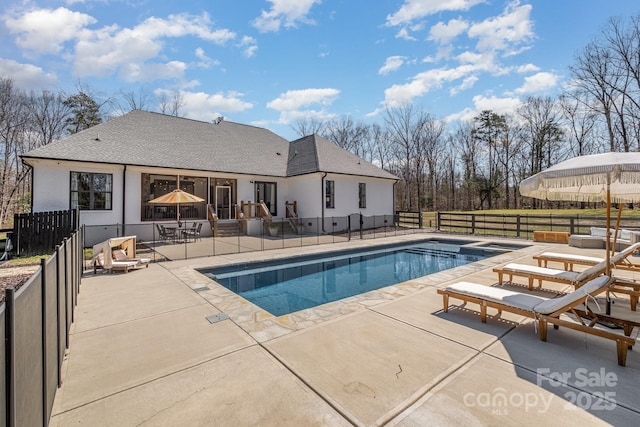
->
[{"left": 199, "top": 239, "right": 516, "bottom": 316}]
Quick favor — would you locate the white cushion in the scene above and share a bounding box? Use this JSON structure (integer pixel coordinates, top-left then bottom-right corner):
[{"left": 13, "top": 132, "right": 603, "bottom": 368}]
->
[
  {"left": 445, "top": 282, "right": 547, "bottom": 311},
  {"left": 500, "top": 263, "right": 578, "bottom": 281},
  {"left": 591, "top": 227, "right": 608, "bottom": 237},
  {"left": 574, "top": 260, "right": 607, "bottom": 282},
  {"left": 538, "top": 252, "right": 602, "bottom": 263},
  {"left": 533, "top": 276, "right": 611, "bottom": 314}
]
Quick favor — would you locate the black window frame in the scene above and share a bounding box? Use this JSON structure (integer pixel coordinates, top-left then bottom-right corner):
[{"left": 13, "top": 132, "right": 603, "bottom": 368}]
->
[
  {"left": 70, "top": 171, "right": 113, "bottom": 211},
  {"left": 359, "top": 182, "right": 366, "bottom": 209},
  {"left": 326, "top": 180, "right": 335, "bottom": 209},
  {"left": 254, "top": 181, "right": 278, "bottom": 216}
]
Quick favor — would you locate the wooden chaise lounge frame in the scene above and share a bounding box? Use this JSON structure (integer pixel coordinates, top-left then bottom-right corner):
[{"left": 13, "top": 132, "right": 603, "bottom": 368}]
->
[
  {"left": 492, "top": 244, "right": 639, "bottom": 291},
  {"left": 533, "top": 242, "right": 640, "bottom": 273},
  {"left": 437, "top": 276, "right": 638, "bottom": 366}
]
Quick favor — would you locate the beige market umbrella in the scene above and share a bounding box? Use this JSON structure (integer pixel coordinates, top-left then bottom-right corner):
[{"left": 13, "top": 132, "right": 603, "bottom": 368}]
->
[
  {"left": 519, "top": 152, "right": 640, "bottom": 275},
  {"left": 148, "top": 189, "right": 205, "bottom": 224}
]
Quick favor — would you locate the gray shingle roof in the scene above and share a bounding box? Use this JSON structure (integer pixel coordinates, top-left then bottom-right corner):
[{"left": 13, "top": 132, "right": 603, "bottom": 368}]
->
[
  {"left": 287, "top": 134, "right": 398, "bottom": 180},
  {"left": 22, "top": 110, "right": 397, "bottom": 180}
]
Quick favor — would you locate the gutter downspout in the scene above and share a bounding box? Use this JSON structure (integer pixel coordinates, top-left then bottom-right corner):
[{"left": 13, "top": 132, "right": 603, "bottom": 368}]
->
[
  {"left": 321, "top": 172, "right": 327, "bottom": 232},
  {"left": 122, "top": 165, "right": 127, "bottom": 236}
]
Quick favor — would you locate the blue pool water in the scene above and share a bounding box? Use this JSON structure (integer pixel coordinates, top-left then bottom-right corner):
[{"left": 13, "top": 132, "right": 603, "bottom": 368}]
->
[{"left": 201, "top": 240, "right": 508, "bottom": 316}]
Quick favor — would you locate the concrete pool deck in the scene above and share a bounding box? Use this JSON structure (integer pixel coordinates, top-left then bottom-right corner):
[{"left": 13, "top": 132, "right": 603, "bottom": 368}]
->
[{"left": 50, "top": 234, "right": 640, "bottom": 426}]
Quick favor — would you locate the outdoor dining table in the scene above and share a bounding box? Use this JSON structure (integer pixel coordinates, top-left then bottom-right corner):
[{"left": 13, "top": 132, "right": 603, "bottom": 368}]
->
[{"left": 165, "top": 224, "right": 196, "bottom": 243}]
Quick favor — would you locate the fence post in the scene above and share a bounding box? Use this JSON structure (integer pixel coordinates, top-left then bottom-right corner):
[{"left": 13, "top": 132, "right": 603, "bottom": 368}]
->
[
  {"left": 516, "top": 215, "right": 521, "bottom": 238},
  {"left": 6, "top": 285, "right": 15, "bottom": 427},
  {"left": 55, "top": 245, "right": 62, "bottom": 387},
  {"left": 471, "top": 214, "right": 476, "bottom": 235},
  {"left": 570, "top": 217, "right": 575, "bottom": 235},
  {"left": 418, "top": 210, "right": 423, "bottom": 229},
  {"left": 436, "top": 212, "right": 441, "bottom": 230},
  {"left": 40, "top": 257, "right": 48, "bottom": 427}
]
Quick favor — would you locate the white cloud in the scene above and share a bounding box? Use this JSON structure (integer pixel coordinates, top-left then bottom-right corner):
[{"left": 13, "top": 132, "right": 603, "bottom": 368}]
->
[
  {"left": 382, "top": 64, "right": 483, "bottom": 107},
  {"left": 252, "top": 0, "right": 321, "bottom": 33},
  {"left": 447, "top": 94, "right": 522, "bottom": 122},
  {"left": 155, "top": 88, "right": 253, "bottom": 122},
  {"left": 4, "top": 7, "right": 96, "bottom": 55},
  {"left": 73, "top": 13, "right": 235, "bottom": 80},
  {"left": 449, "top": 75, "right": 478, "bottom": 95},
  {"left": 395, "top": 28, "right": 416, "bottom": 41},
  {"left": 429, "top": 18, "right": 469, "bottom": 45},
  {"left": 467, "top": 1, "right": 534, "bottom": 54},
  {"left": 387, "top": 0, "right": 484, "bottom": 27},
  {"left": 120, "top": 61, "right": 187, "bottom": 83},
  {"left": 194, "top": 47, "right": 220, "bottom": 69},
  {"left": 239, "top": 36, "right": 258, "bottom": 58},
  {"left": 514, "top": 72, "right": 558, "bottom": 94},
  {"left": 516, "top": 63, "right": 540, "bottom": 73},
  {"left": 0, "top": 58, "right": 58, "bottom": 89},
  {"left": 267, "top": 88, "right": 340, "bottom": 124},
  {"left": 379, "top": 56, "right": 406, "bottom": 75}
]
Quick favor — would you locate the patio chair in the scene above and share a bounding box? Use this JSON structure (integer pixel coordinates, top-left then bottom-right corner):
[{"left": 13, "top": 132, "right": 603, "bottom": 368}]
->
[
  {"left": 533, "top": 242, "right": 640, "bottom": 272},
  {"left": 182, "top": 222, "right": 203, "bottom": 242},
  {"left": 437, "top": 276, "right": 637, "bottom": 366},
  {"left": 112, "top": 249, "right": 151, "bottom": 268},
  {"left": 156, "top": 224, "right": 177, "bottom": 243}
]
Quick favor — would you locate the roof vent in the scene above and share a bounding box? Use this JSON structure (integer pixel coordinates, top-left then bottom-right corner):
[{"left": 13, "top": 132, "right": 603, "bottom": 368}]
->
[{"left": 213, "top": 116, "right": 224, "bottom": 124}]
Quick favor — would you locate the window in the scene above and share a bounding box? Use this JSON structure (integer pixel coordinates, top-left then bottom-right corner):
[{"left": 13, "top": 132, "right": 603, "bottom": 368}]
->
[
  {"left": 141, "top": 174, "right": 208, "bottom": 220},
  {"left": 359, "top": 183, "right": 366, "bottom": 209},
  {"left": 326, "top": 180, "right": 335, "bottom": 209},
  {"left": 70, "top": 172, "right": 112, "bottom": 210},
  {"left": 255, "top": 181, "right": 277, "bottom": 216}
]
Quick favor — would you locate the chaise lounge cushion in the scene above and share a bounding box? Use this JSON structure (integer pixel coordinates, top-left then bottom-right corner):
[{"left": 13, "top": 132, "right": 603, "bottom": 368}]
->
[
  {"left": 533, "top": 276, "right": 611, "bottom": 314},
  {"left": 444, "top": 276, "right": 612, "bottom": 315},
  {"left": 499, "top": 263, "right": 579, "bottom": 281},
  {"left": 444, "top": 282, "right": 548, "bottom": 311}
]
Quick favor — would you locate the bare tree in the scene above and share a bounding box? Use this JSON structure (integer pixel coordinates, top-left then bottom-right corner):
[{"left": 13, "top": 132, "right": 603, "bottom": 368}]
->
[
  {"left": 112, "top": 88, "right": 153, "bottom": 114},
  {"left": 157, "top": 91, "right": 184, "bottom": 117},
  {"left": 290, "top": 116, "right": 325, "bottom": 138}
]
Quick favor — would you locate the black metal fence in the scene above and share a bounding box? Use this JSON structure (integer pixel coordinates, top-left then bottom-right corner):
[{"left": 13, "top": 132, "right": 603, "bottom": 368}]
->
[
  {"left": 9, "top": 210, "right": 79, "bottom": 257},
  {"left": 436, "top": 212, "right": 640, "bottom": 238},
  {"left": 1, "top": 227, "right": 84, "bottom": 427},
  {"left": 81, "top": 213, "right": 435, "bottom": 261}
]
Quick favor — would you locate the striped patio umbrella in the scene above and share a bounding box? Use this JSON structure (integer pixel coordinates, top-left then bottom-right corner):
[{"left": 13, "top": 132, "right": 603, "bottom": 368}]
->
[
  {"left": 519, "top": 152, "right": 640, "bottom": 274},
  {"left": 148, "top": 189, "right": 205, "bottom": 223}
]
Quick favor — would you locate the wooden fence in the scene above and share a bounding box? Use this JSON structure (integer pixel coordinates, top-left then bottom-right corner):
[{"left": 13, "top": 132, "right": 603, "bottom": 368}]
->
[
  {"left": 1, "top": 228, "right": 83, "bottom": 427},
  {"left": 10, "top": 210, "right": 79, "bottom": 257},
  {"left": 436, "top": 212, "right": 640, "bottom": 238}
]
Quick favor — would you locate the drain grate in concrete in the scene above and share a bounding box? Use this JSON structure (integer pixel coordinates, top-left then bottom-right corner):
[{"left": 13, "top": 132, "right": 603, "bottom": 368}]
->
[
  {"left": 193, "top": 286, "right": 210, "bottom": 292},
  {"left": 206, "top": 313, "right": 229, "bottom": 324}
]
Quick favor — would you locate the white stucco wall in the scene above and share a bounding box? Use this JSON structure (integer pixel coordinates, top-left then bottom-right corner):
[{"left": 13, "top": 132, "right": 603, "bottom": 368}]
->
[
  {"left": 29, "top": 159, "right": 396, "bottom": 243},
  {"left": 323, "top": 173, "right": 394, "bottom": 217},
  {"left": 31, "top": 159, "right": 125, "bottom": 226}
]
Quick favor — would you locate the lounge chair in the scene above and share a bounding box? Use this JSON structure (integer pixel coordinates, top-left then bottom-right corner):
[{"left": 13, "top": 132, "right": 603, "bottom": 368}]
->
[
  {"left": 93, "top": 253, "right": 142, "bottom": 274},
  {"left": 492, "top": 246, "right": 640, "bottom": 291},
  {"left": 437, "top": 276, "right": 638, "bottom": 366},
  {"left": 533, "top": 242, "right": 640, "bottom": 272},
  {"left": 112, "top": 249, "right": 151, "bottom": 268}
]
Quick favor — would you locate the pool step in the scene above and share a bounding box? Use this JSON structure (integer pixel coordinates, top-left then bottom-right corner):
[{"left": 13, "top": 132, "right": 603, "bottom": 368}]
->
[{"left": 403, "top": 247, "right": 457, "bottom": 257}]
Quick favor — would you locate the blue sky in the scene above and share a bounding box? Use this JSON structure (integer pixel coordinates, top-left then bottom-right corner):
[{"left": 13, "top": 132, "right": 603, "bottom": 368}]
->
[{"left": 1, "top": 0, "right": 637, "bottom": 140}]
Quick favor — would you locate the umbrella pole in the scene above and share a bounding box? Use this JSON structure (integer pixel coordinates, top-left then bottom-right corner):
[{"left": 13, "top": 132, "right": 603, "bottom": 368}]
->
[
  {"left": 612, "top": 202, "right": 623, "bottom": 257},
  {"left": 605, "top": 185, "right": 611, "bottom": 277}
]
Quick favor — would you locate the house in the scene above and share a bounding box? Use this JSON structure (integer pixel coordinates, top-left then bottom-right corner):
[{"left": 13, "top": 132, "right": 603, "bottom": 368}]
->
[{"left": 21, "top": 110, "right": 398, "bottom": 244}]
